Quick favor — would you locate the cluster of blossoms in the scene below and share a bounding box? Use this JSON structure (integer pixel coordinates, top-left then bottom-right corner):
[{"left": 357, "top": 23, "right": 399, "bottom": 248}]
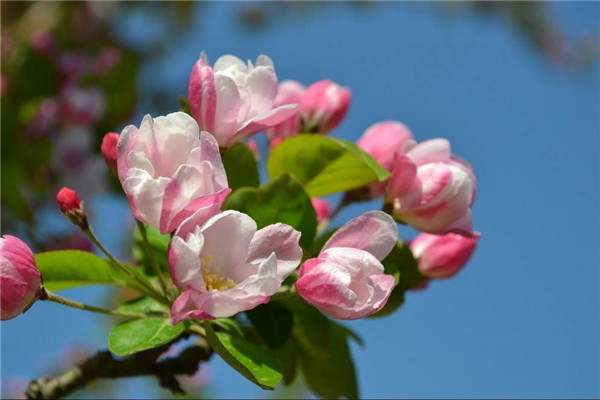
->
[{"left": 1, "top": 51, "right": 478, "bottom": 326}]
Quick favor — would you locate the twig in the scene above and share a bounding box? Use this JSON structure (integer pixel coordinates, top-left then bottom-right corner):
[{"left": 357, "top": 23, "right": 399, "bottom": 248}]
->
[{"left": 25, "top": 339, "right": 213, "bottom": 399}]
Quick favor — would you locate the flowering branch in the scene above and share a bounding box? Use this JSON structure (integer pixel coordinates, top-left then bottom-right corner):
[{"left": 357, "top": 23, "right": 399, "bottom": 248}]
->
[{"left": 25, "top": 338, "right": 213, "bottom": 399}]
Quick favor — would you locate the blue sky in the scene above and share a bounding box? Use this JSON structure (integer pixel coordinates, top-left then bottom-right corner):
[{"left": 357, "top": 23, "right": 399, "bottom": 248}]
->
[{"left": 2, "top": 2, "right": 599, "bottom": 398}]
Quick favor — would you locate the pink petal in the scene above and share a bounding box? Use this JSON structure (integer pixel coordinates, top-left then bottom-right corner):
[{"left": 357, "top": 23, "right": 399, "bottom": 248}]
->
[
  {"left": 245, "top": 223, "right": 302, "bottom": 281},
  {"left": 357, "top": 121, "right": 415, "bottom": 170},
  {"left": 232, "top": 104, "right": 299, "bottom": 144},
  {"left": 407, "top": 138, "right": 451, "bottom": 166},
  {"left": 323, "top": 211, "right": 398, "bottom": 261},
  {"left": 189, "top": 53, "right": 217, "bottom": 133},
  {"left": 213, "top": 74, "right": 242, "bottom": 146},
  {"left": 386, "top": 151, "right": 417, "bottom": 200}
]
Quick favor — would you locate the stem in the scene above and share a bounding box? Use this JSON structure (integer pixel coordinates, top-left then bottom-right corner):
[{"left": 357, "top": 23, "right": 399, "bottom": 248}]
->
[
  {"left": 83, "top": 227, "right": 169, "bottom": 305},
  {"left": 136, "top": 221, "right": 169, "bottom": 297},
  {"left": 187, "top": 324, "right": 206, "bottom": 337},
  {"left": 43, "top": 290, "right": 165, "bottom": 319}
]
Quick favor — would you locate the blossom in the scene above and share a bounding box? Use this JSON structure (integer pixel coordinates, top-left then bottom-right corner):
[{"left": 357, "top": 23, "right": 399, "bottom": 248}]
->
[
  {"left": 311, "top": 198, "right": 332, "bottom": 223},
  {"left": 56, "top": 187, "right": 88, "bottom": 229},
  {"left": 101, "top": 132, "right": 119, "bottom": 174},
  {"left": 169, "top": 209, "right": 302, "bottom": 322},
  {"left": 295, "top": 211, "right": 397, "bottom": 320},
  {"left": 386, "top": 138, "right": 476, "bottom": 233},
  {"left": 357, "top": 121, "right": 416, "bottom": 197},
  {"left": 117, "top": 112, "right": 230, "bottom": 234},
  {"left": 265, "top": 80, "right": 305, "bottom": 145},
  {"left": 410, "top": 232, "right": 479, "bottom": 279},
  {"left": 188, "top": 52, "right": 298, "bottom": 147},
  {"left": 300, "top": 79, "right": 351, "bottom": 134},
  {"left": 1, "top": 236, "right": 43, "bottom": 321}
]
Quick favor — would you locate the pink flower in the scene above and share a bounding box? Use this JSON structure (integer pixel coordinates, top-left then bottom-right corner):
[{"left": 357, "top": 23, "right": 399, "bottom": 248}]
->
[
  {"left": 410, "top": 232, "right": 479, "bottom": 279},
  {"left": 300, "top": 79, "right": 351, "bottom": 134},
  {"left": 357, "top": 121, "right": 416, "bottom": 197},
  {"left": 169, "top": 210, "right": 302, "bottom": 322},
  {"left": 56, "top": 187, "right": 89, "bottom": 230},
  {"left": 1, "top": 235, "right": 43, "bottom": 321},
  {"left": 311, "top": 198, "right": 332, "bottom": 223},
  {"left": 117, "top": 112, "right": 230, "bottom": 234},
  {"left": 265, "top": 80, "right": 305, "bottom": 145},
  {"left": 101, "top": 132, "right": 119, "bottom": 174},
  {"left": 188, "top": 52, "right": 299, "bottom": 147},
  {"left": 295, "top": 211, "right": 397, "bottom": 320},
  {"left": 386, "top": 138, "right": 476, "bottom": 233}
]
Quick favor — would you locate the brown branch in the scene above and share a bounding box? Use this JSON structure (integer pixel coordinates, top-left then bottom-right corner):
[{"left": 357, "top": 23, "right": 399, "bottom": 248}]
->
[{"left": 25, "top": 339, "right": 213, "bottom": 399}]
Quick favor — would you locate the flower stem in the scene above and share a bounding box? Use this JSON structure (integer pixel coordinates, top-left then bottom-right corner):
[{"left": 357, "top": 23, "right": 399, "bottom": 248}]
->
[
  {"left": 136, "top": 221, "right": 169, "bottom": 298},
  {"left": 83, "top": 227, "right": 169, "bottom": 305},
  {"left": 42, "top": 289, "right": 165, "bottom": 319}
]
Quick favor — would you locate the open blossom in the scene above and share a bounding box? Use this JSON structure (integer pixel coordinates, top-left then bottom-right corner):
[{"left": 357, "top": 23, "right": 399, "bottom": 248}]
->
[
  {"left": 117, "top": 112, "right": 230, "bottom": 234},
  {"left": 295, "top": 211, "right": 397, "bottom": 320},
  {"left": 1, "top": 236, "right": 43, "bottom": 321},
  {"left": 188, "top": 52, "right": 298, "bottom": 147},
  {"left": 357, "top": 121, "right": 416, "bottom": 197},
  {"left": 169, "top": 209, "right": 302, "bottom": 322},
  {"left": 410, "top": 232, "right": 479, "bottom": 279},
  {"left": 385, "top": 138, "right": 476, "bottom": 233}
]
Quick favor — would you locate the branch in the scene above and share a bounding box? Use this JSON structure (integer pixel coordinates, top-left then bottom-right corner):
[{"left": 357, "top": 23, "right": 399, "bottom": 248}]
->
[{"left": 25, "top": 339, "right": 213, "bottom": 399}]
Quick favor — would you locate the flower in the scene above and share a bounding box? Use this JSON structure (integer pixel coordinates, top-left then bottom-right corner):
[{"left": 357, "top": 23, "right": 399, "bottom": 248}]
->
[
  {"left": 117, "top": 112, "right": 230, "bottom": 234},
  {"left": 311, "top": 198, "right": 332, "bottom": 223},
  {"left": 295, "top": 211, "right": 397, "bottom": 320},
  {"left": 101, "top": 132, "right": 119, "bottom": 174},
  {"left": 265, "top": 80, "right": 305, "bottom": 145},
  {"left": 385, "top": 138, "right": 476, "bottom": 233},
  {"left": 188, "top": 52, "right": 298, "bottom": 147},
  {"left": 56, "top": 187, "right": 88, "bottom": 229},
  {"left": 410, "top": 232, "right": 479, "bottom": 279},
  {"left": 300, "top": 79, "right": 351, "bottom": 134},
  {"left": 169, "top": 209, "right": 302, "bottom": 322},
  {"left": 357, "top": 121, "right": 416, "bottom": 197},
  {"left": 1, "top": 235, "right": 43, "bottom": 321}
]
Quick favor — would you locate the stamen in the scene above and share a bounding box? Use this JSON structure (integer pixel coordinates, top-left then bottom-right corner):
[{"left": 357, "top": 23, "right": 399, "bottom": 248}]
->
[{"left": 200, "top": 254, "right": 235, "bottom": 291}]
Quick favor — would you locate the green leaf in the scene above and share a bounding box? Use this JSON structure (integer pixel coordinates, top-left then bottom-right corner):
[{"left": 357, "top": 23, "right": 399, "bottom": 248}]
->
[
  {"left": 108, "top": 317, "right": 185, "bottom": 356},
  {"left": 267, "top": 134, "right": 389, "bottom": 197},
  {"left": 205, "top": 322, "right": 283, "bottom": 390},
  {"left": 224, "top": 174, "right": 317, "bottom": 247},
  {"left": 132, "top": 224, "right": 170, "bottom": 277},
  {"left": 117, "top": 297, "right": 168, "bottom": 314},
  {"left": 246, "top": 302, "right": 293, "bottom": 349},
  {"left": 178, "top": 95, "right": 191, "bottom": 114},
  {"left": 281, "top": 297, "right": 359, "bottom": 398},
  {"left": 222, "top": 143, "right": 260, "bottom": 191},
  {"left": 274, "top": 338, "right": 298, "bottom": 385},
  {"left": 35, "top": 250, "right": 141, "bottom": 291}
]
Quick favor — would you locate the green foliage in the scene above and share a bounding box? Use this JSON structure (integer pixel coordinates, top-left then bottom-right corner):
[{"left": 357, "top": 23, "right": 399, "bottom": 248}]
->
[
  {"left": 224, "top": 174, "right": 317, "bottom": 247},
  {"left": 116, "top": 296, "right": 168, "bottom": 314},
  {"left": 132, "top": 224, "right": 170, "bottom": 276},
  {"left": 267, "top": 134, "right": 389, "bottom": 197},
  {"left": 221, "top": 143, "right": 260, "bottom": 190},
  {"left": 205, "top": 322, "right": 283, "bottom": 390},
  {"left": 35, "top": 250, "right": 143, "bottom": 291},
  {"left": 108, "top": 317, "right": 186, "bottom": 356},
  {"left": 246, "top": 302, "right": 293, "bottom": 349}
]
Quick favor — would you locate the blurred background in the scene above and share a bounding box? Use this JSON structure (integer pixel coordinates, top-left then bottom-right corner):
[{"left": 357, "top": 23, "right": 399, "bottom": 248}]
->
[{"left": 1, "top": 1, "right": 599, "bottom": 398}]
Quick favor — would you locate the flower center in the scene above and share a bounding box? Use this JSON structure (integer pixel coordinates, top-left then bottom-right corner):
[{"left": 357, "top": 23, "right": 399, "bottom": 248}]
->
[{"left": 200, "top": 255, "right": 235, "bottom": 291}]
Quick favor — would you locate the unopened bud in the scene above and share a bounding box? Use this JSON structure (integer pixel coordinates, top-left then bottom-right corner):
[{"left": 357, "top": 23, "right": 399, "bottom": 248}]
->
[{"left": 56, "top": 187, "right": 88, "bottom": 230}]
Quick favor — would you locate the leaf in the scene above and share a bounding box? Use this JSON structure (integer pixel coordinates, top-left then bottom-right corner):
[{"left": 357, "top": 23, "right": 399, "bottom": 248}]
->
[
  {"left": 274, "top": 338, "right": 298, "bottom": 385},
  {"left": 108, "top": 317, "right": 185, "bottom": 356},
  {"left": 205, "top": 322, "right": 283, "bottom": 390},
  {"left": 267, "top": 134, "right": 389, "bottom": 197},
  {"left": 224, "top": 174, "right": 317, "bottom": 247},
  {"left": 222, "top": 143, "right": 260, "bottom": 190},
  {"left": 246, "top": 302, "right": 293, "bottom": 349},
  {"left": 178, "top": 95, "right": 191, "bottom": 114},
  {"left": 35, "top": 250, "right": 141, "bottom": 291},
  {"left": 132, "top": 224, "right": 169, "bottom": 277},
  {"left": 281, "top": 297, "right": 359, "bottom": 398},
  {"left": 117, "top": 297, "right": 168, "bottom": 314}
]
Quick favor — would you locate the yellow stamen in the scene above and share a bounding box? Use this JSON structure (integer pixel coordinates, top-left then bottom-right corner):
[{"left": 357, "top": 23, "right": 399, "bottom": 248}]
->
[{"left": 200, "top": 254, "right": 235, "bottom": 291}]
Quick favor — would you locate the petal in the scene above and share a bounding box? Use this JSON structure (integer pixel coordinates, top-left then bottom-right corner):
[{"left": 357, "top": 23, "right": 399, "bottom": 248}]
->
[
  {"left": 213, "top": 54, "right": 248, "bottom": 75},
  {"left": 213, "top": 74, "right": 242, "bottom": 146},
  {"left": 171, "top": 289, "right": 214, "bottom": 324},
  {"left": 245, "top": 223, "right": 302, "bottom": 281},
  {"left": 236, "top": 253, "right": 282, "bottom": 296},
  {"left": 189, "top": 56, "right": 217, "bottom": 133},
  {"left": 188, "top": 288, "right": 269, "bottom": 319},
  {"left": 168, "top": 226, "right": 206, "bottom": 291},
  {"left": 244, "top": 65, "right": 278, "bottom": 119},
  {"left": 322, "top": 211, "right": 398, "bottom": 261},
  {"left": 232, "top": 104, "right": 299, "bottom": 144},
  {"left": 320, "top": 247, "right": 385, "bottom": 276},
  {"left": 122, "top": 169, "right": 168, "bottom": 228},
  {"left": 407, "top": 138, "right": 451, "bottom": 166},
  {"left": 164, "top": 188, "right": 230, "bottom": 235},
  {"left": 386, "top": 151, "right": 417, "bottom": 200},
  {"left": 357, "top": 121, "right": 415, "bottom": 170},
  {"left": 172, "top": 200, "right": 225, "bottom": 240}
]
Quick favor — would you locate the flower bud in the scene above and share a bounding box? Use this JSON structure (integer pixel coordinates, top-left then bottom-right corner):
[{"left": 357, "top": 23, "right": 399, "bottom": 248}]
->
[
  {"left": 101, "top": 132, "right": 119, "bottom": 174},
  {"left": 300, "top": 80, "right": 351, "bottom": 134},
  {"left": 410, "top": 232, "right": 479, "bottom": 279},
  {"left": 1, "top": 235, "right": 43, "bottom": 320},
  {"left": 311, "top": 198, "right": 332, "bottom": 223},
  {"left": 56, "top": 187, "right": 88, "bottom": 230}
]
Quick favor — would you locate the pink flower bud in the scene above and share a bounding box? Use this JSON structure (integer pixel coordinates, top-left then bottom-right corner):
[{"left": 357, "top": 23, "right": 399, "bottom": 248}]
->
[
  {"left": 188, "top": 52, "right": 299, "bottom": 147},
  {"left": 101, "top": 132, "right": 119, "bottom": 174},
  {"left": 296, "top": 211, "right": 397, "bottom": 320},
  {"left": 385, "top": 139, "right": 476, "bottom": 233},
  {"left": 0, "top": 235, "right": 43, "bottom": 320},
  {"left": 56, "top": 187, "right": 88, "bottom": 229},
  {"left": 410, "top": 232, "right": 479, "bottom": 279},
  {"left": 300, "top": 80, "right": 351, "bottom": 134},
  {"left": 311, "top": 198, "right": 332, "bottom": 223},
  {"left": 266, "top": 80, "right": 305, "bottom": 145}
]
